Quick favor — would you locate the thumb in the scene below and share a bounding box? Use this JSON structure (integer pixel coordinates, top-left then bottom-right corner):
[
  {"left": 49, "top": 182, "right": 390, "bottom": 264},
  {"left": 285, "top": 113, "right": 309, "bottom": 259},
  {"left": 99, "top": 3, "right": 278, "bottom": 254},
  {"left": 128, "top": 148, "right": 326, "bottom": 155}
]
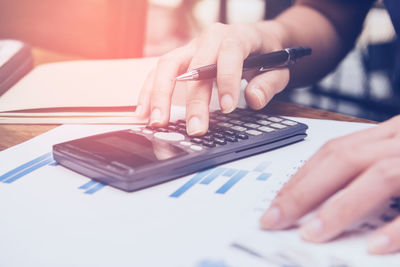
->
[{"left": 244, "top": 68, "right": 290, "bottom": 110}]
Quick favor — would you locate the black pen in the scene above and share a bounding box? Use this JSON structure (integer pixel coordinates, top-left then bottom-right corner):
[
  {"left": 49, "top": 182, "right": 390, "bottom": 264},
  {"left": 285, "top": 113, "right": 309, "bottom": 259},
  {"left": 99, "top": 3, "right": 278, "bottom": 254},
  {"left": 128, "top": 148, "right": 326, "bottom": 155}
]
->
[{"left": 176, "top": 46, "right": 312, "bottom": 81}]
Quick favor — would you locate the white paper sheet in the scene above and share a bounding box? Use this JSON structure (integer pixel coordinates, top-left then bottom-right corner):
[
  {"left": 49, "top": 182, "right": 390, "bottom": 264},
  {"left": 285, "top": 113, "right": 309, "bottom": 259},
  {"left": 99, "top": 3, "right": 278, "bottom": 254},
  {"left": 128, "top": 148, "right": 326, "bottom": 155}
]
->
[
  {"left": 1, "top": 115, "right": 397, "bottom": 267},
  {"left": 0, "top": 57, "right": 158, "bottom": 112}
]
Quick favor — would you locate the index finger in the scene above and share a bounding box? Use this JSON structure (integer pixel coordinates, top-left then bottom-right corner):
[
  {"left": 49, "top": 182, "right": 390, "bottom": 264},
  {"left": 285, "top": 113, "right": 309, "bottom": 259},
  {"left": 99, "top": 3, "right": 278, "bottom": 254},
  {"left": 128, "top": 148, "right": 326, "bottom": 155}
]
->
[{"left": 148, "top": 42, "right": 196, "bottom": 126}]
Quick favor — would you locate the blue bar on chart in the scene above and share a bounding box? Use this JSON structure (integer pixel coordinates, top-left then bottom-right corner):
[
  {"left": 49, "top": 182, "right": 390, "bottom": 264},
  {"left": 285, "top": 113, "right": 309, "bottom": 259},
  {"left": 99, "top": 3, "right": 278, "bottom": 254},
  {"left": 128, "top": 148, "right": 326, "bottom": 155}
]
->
[
  {"left": 78, "top": 179, "right": 106, "bottom": 194},
  {"left": 79, "top": 179, "right": 98, "bottom": 190},
  {"left": 253, "top": 161, "right": 270, "bottom": 172},
  {"left": 200, "top": 168, "right": 226, "bottom": 185},
  {"left": 222, "top": 168, "right": 237, "bottom": 177},
  {"left": 85, "top": 183, "right": 106, "bottom": 194},
  {"left": 256, "top": 173, "right": 271, "bottom": 181},
  {"left": 170, "top": 168, "right": 214, "bottom": 198},
  {"left": 0, "top": 152, "right": 53, "bottom": 182},
  {"left": 216, "top": 170, "right": 249, "bottom": 194}
]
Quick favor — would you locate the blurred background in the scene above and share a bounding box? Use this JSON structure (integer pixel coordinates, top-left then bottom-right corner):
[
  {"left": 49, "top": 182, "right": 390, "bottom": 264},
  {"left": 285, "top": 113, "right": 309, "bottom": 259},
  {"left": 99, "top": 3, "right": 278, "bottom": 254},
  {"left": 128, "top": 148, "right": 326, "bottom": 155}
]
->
[{"left": 0, "top": 0, "right": 398, "bottom": 121}]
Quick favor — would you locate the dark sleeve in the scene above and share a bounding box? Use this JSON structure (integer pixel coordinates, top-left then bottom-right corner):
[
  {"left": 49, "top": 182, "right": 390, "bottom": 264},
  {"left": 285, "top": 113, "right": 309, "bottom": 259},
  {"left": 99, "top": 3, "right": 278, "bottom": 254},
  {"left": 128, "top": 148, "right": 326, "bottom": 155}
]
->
[{"left": 298, "top": 0, "right": 375, "bottom": 49}]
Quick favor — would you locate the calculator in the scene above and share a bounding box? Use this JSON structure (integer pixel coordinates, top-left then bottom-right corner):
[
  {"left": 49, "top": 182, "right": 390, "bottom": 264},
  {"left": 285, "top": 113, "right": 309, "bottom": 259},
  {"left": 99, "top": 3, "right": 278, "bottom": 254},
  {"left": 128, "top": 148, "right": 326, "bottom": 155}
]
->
[{"left": 53, "top": 108, "right": 308, "bottom": 192}]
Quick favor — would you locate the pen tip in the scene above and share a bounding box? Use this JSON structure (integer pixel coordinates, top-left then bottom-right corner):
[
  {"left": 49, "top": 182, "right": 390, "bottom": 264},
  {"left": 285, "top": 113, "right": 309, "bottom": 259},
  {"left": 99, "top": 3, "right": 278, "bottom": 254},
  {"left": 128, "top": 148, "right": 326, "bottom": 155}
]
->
[{"left": 175, "top": 71, "right": 196, "bottom": 81}]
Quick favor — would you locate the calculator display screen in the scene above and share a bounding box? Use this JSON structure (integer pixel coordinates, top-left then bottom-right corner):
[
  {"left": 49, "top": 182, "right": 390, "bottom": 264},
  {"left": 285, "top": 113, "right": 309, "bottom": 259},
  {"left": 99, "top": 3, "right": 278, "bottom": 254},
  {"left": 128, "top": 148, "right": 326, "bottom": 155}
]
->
[{"left": 75, "top": 132, "right": 188, "bottom": 168}]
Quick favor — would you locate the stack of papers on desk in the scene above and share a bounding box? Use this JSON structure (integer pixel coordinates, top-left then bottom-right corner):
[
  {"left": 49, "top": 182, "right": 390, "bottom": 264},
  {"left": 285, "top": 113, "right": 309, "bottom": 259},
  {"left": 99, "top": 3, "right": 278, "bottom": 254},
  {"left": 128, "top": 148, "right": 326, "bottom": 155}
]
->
[{"left": 0, "top": 57, "right": 159, "bottom": 124}]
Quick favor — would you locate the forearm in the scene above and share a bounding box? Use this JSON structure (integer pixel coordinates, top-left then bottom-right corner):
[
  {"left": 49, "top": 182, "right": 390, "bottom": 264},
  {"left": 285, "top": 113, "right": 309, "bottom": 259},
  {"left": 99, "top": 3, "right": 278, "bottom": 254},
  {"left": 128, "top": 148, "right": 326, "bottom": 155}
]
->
[{"left": 254, "top": 0, "right": 374, "bottom": 87}]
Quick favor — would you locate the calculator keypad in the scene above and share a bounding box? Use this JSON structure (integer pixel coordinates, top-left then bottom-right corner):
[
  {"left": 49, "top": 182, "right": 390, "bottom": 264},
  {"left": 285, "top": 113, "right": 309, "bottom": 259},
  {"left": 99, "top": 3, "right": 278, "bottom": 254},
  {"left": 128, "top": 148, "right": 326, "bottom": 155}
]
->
[{"left": 136, "top": 108, "right": 300, "bottom": 151}]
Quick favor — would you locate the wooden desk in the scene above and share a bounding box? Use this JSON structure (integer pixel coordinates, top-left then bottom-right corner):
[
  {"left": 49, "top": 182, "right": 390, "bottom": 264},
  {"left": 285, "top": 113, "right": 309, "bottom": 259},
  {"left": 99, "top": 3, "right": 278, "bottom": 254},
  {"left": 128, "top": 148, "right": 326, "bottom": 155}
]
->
[{"left": 0, "top": 49, "right": 375, "bottom": 151}]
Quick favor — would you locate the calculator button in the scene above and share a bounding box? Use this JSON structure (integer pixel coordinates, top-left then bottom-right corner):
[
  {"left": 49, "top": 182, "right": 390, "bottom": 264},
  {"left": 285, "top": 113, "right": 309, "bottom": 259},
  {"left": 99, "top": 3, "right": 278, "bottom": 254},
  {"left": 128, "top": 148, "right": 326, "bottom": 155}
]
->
[
  {"left": 156, "top": 127, "right": 169, "bottom": 132},
  {"left": 214, "top": 138, "right": 227, "bottom": 145},
  {"left": 282, "top": 120, "right": 298, "bottom": 126},
  {"left": 216, "top": 115, "right": 229, "bottom": 121},
  {"left": 237, "top": 133, "right": 249, "bottom": 140},
  {"left": 154, "top": 132, "right": 185, "bottom": 142},
  {"left": 190, "top": 145, "right": 203, "bottom": 151},
  {"left": 167, "top": 125, "right": 178, "bottom": 131},
  {"left": 258, "top": 126, "right": 275, "bottom": 132},
  {"left": 226, "top": 113, "right": 241, "bottom": 118},
  {"left": 180, "top": 141, "right": 192, "bottom": 146},
  {"left": 230, "top": 125, "right": 247, "bottom": 132},
  {"left": 270, "top": 123, "right": 286, "bottom": 129},
  {"left": 229, "top": 119, "right": 244, "bottom": 125},
  {"left": 223, "top": 130, "right": 236, "bottom": 136},
  {"left": 213, "top": 133, "right": 225, "bottom": 139},
  {"left": 202, "top": 135, "right": 214, "bottom": 141},
  {"left": 142, "top": 129, "right": 153, "bottom": 135},
  {"left": 245, "top": 129, "right": 262, "bottom": 136},
  {"left": 244, "top": 123, "right": 260, "bottom": 129},
  {"left": 191, "top": 138, "right": 203, "bottom": 144},
  {"left": 217, "top": 122, "right": 233, "bottom": 128},
  {"left": 202, "top": 140, "right": 216, "bottom": 147},
  {"left": 176, "top": 127, "right": 187, "bottom": 134},
  {"left": 237, "top": 110, "right": 253, "bottom": 115},
  {"left": 254, "top": 114, "right": 269, "bottom": 119},
  {"left": 268, "top": 117, "right": 283, "bottom": 122},
  {"left": 256, "top": 120, "right": 271, "bottom": 126},
  {"left": 130, "top": 127, "right": 142, "bottom": 132},
  {"left": 225, "top": 135, "right": 238, "bottom": 142},
  {"left": 242, "top": 116, "right": 257, "bottom": 122},
  {"left": 209, "top": 118, "right": 218, "bottom": 124}
]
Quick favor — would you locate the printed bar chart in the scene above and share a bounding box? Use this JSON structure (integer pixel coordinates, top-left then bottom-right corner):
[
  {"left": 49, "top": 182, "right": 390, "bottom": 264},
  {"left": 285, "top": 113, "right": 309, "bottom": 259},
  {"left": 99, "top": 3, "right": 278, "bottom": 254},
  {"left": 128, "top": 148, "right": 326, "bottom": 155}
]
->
[{"left": 170, "top": 161, "right": 272, "bottom": 198}]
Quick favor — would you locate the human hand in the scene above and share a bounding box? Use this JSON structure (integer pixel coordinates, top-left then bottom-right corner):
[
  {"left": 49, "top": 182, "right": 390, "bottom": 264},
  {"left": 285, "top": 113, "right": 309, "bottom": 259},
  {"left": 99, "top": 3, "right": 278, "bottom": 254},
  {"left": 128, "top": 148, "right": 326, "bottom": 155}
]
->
[
  {"left": 260, "top": 115, "right": 400, "bottom": 254},
  {"left": 136, "top": 22, "right": 290, "bottom": 135}
]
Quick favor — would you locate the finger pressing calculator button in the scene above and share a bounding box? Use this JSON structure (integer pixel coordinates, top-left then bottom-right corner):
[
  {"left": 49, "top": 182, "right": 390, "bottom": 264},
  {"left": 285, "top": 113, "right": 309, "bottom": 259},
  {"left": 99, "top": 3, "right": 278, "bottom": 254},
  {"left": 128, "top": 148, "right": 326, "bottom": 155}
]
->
[{"left": 154, "top": 132, "right": 185, "bottom": 142}]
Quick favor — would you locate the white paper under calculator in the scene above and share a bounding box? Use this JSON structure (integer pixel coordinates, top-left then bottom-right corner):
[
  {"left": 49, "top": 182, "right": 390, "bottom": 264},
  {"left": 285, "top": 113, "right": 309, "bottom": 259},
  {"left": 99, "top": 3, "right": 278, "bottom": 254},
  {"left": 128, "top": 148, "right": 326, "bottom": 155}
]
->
[{"left": 0, "top": 111, "right": 399, "bottom": 267}]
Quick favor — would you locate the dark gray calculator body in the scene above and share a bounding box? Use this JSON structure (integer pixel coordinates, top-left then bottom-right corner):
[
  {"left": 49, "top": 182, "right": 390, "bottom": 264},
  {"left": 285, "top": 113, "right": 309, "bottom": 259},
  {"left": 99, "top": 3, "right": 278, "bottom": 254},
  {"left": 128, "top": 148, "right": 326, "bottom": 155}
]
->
[{"left": 53, "top": 108, "right": 308, "bottom": 192}]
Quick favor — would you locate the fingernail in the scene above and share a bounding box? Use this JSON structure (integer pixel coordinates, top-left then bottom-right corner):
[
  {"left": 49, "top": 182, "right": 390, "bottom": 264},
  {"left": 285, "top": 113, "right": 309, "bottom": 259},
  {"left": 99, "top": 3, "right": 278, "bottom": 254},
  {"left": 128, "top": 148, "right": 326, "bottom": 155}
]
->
[
  {"left": 187, "top": 116, "right": 204, "bottom": 135},
  {"left": 220, "top": 94, "right": 234, "bottom": 113},
  {"left": 135, "top": 105, "right": 143, "bottom": 116},
  {"left": 260, "top": 206, "right": 281, "bottom": 229},
  {"left": 300, "top": 218, "right": 324, "bottom": 241},
  {"left": 250, "top": 86, "right": 266, "bottom": 108},
  {"left": 368, "top": 234, "right": 390, "bottom": 254},
  {"left": 150, "top": 108, "right": 162, "bottom": 125}
]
